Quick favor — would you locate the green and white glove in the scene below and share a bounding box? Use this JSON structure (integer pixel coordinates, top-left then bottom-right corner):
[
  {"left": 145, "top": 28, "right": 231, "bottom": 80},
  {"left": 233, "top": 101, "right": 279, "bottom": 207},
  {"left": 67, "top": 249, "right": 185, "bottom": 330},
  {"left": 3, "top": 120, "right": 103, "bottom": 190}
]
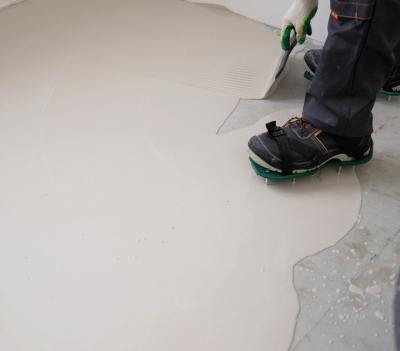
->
[{"left": 281, "top": 0, "right": 318, "bottom": 50}]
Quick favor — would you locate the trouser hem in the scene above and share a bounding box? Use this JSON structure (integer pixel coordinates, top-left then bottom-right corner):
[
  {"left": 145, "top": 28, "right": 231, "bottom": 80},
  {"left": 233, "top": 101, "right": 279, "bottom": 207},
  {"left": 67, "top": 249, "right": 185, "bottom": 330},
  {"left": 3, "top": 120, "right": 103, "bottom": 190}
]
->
[{"left": 303, "top": 109, "right": 373, "bottom": 138}]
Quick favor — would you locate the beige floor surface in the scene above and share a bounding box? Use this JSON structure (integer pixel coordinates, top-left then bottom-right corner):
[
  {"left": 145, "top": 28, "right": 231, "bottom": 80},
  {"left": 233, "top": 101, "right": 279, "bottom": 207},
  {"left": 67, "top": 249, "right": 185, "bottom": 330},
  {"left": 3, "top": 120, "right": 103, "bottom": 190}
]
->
[{"left": 0, "top": 1, "right": 361, "bottom": 350}]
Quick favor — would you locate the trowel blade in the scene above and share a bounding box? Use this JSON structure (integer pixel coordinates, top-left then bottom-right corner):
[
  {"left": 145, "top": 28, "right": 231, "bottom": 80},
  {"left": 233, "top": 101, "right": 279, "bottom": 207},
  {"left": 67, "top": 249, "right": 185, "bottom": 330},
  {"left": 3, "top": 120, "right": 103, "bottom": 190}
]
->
[{"left": 264, "top": 34, "right": 297, "bottom": 98}]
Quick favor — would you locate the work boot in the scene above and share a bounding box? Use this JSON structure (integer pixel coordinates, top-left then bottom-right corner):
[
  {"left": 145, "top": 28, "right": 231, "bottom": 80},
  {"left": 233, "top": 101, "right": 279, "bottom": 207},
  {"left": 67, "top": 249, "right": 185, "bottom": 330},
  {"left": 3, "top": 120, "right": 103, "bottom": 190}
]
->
[
  {"left": 382, "top": 65, "right": 400, "bottom": 95},
  {"left": 304, "top": 49, "right": 400, "bottom": 96},
  {"left": 248, "top": 117, "right": 373, "bottom": 180}
]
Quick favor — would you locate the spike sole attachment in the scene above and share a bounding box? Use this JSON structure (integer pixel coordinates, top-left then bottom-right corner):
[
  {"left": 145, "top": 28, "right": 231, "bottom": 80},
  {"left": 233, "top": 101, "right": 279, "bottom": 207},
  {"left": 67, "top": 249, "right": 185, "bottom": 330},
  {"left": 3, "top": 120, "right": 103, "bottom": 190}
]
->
[{"left": 249, "top": 148, "right": 373, "bottom": 181}]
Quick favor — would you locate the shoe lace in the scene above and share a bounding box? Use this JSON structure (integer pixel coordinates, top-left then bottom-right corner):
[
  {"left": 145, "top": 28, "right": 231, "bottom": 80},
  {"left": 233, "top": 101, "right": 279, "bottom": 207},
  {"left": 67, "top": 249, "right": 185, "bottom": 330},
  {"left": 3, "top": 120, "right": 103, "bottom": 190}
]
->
[{"left": 285, "top": 117, "right": 309, "bottom": 130}]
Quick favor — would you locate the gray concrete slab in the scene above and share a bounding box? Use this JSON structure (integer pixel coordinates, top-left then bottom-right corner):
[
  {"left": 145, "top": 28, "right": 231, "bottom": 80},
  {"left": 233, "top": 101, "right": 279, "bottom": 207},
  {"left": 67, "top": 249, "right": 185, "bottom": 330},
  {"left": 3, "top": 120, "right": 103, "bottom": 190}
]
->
[{"left": 221, "top": 38, "right": 400, "bottom": 351}]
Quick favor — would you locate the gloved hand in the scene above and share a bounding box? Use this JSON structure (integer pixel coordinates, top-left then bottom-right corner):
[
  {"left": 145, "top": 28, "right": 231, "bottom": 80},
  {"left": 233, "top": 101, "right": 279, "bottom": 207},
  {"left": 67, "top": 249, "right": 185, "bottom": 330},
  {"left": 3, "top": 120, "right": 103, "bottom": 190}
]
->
[{"left": 281, "top": 0, "right": 318, "bottom": 50}]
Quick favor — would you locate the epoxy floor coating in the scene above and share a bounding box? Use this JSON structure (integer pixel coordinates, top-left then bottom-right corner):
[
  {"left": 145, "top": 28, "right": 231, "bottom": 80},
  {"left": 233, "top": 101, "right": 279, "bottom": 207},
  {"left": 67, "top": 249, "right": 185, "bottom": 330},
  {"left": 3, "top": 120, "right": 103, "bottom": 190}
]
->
[{"left": 0, "top": 1, "right": 362, "bottom": 350}]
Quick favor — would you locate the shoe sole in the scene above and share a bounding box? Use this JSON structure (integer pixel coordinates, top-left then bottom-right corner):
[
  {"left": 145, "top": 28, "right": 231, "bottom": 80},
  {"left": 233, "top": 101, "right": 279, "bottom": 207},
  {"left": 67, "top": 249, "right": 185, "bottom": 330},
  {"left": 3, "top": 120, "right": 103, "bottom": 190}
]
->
[
  {"left": 248, "top": 146, "right": 374, "bottom": 180},
  {"left": 304, "top": 69, "right": 400, "bottom": 97}
]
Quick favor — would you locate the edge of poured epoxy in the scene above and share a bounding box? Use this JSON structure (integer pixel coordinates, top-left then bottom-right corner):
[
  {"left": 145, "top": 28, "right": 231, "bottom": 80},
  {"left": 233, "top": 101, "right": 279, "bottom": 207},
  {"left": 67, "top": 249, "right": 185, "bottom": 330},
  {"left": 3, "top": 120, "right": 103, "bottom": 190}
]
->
[{"left": 0, "top": 0, "right": 26, "bottom": 11}]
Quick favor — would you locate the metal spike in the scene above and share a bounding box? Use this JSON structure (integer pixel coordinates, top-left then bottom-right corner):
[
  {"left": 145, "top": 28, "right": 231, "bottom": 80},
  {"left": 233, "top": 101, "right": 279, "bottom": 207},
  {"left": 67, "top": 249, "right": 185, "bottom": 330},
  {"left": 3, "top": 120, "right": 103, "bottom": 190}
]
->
[
  {"left": 337, "top": 166, "right": 342, "bottom": 176},
  {"left": 292, "top": 178, "right": 296, "bottom": 185},
  {"left": 388, "top": 95, "right": 392, "bottom": 102}
]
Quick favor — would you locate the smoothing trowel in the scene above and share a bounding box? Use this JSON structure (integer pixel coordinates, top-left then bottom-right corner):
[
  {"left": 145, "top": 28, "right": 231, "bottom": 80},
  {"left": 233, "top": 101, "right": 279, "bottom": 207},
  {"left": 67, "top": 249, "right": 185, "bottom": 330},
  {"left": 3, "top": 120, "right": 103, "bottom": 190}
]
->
[{"left": 264, "top": 33, "right": 297, "bottom": 98}]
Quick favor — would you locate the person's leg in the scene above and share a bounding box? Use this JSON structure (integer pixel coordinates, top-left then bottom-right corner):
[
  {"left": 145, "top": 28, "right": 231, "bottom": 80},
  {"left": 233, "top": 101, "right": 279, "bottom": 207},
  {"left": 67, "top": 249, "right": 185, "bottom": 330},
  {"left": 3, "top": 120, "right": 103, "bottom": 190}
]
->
[
  {"left": 304, "top": 40, "right": 400, "bottom": 94},
  {"left": 303, "top": 0, "right": 400, "bottom": 138},
  {"left": 247, "top": 0, "right": 400, "bottom": 179},
  {"left": 382, "top": 41, "right": 400, "bottom": 94}
]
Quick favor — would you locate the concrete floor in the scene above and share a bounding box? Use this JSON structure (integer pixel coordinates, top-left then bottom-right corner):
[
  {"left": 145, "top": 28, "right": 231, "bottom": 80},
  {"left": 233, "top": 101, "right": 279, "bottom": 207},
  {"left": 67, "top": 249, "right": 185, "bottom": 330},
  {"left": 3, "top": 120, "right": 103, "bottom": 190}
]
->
[
  {"left": 223, "top": 41, "right": 400, "bottom": 351},
  {"left": 1, "top": 0, "right": 399, "bottom": 348}
]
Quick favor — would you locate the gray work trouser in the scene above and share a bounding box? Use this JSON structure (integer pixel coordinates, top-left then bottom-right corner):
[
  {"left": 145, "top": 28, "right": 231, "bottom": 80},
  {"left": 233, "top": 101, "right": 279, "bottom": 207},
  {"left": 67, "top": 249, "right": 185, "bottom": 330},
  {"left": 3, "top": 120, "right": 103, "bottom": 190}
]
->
[{"left": 303, "top": 0, "right": 400, "bottom": 137}]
